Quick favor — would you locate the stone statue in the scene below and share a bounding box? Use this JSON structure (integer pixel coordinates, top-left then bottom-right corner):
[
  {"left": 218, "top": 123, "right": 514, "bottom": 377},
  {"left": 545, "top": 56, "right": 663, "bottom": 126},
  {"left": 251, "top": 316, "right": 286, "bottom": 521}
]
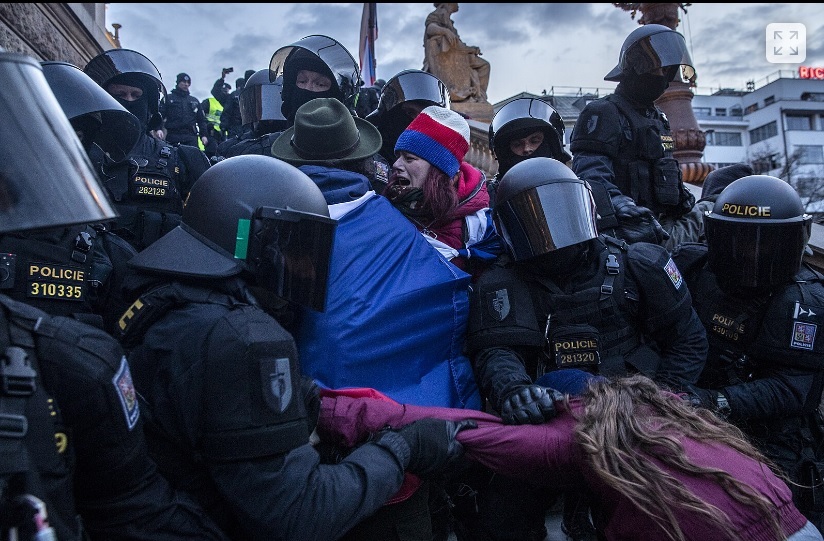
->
[{"left": 423, "top": 3, "right": 490, "bottom": 104}]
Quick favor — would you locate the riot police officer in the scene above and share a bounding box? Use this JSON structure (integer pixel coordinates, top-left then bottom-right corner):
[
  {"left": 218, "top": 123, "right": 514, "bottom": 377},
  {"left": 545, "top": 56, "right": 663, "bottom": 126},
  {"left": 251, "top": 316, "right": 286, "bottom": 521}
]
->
[
  {"left": 0, "top": 50, "right": 226, "bottom": 541},
  {"left": 269, "top": 34, "right": 390, "bottom": 190},
  {"left": 215, "top": 68, "right": 288, "bottom": 159},
  {"left": 365, "top": 69, "right": 450, "bottom": 168},
  {"left": 570, "top": 24, "right": 697, "bottom": 248},
  {"left": 465, "top": 158, "right": 708, "bottom": 540},
  {"left": 116, "top": 155, "right": 475, "bottom": 541},
  {"left": 14, "top": 60, "right": 142, "bottom": 334},
  {"left": 487, "top": 97, "right": 571, "bottom": 205},
  {"left": 83, "top": 49, "right": 210, "bottom": 251},
  {"left": 673, "top": 174, "right": 824, "bottom": 532}
]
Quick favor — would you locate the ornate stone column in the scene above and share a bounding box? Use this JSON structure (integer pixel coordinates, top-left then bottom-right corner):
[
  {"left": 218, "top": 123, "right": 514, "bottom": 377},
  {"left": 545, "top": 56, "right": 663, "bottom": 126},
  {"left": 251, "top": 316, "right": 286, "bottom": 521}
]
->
[{"left": 614, "top": 3, "right": 713, "bottom": 184}]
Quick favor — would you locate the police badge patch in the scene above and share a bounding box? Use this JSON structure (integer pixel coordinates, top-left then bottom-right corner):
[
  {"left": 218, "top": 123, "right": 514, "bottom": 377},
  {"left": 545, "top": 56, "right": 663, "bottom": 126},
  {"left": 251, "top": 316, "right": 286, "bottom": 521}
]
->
[
  {"left": 791, "top": 321, "right": 817, "bottom": 351},
  {"left": 664, "top": 258, "right": 683, "bottom": 289},
  {"left": 261, "top": 357, "right": 292, "bottom": 413},
  {"left": 113, "top": 356, "right": 139, "bottom": 430},
  {"left": 486, "top": 289, "right": 510, "bottom": 322},
  {"left": 586, "top": 115, "right": 599, "bottom": 134}
]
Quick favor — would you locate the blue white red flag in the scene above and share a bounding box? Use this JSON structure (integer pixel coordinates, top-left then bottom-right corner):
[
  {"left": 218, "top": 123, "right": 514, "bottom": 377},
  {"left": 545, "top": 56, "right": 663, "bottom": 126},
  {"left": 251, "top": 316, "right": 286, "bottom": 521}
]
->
[{"left": 359, "top": 3, "right": 378, "bottom": 86}]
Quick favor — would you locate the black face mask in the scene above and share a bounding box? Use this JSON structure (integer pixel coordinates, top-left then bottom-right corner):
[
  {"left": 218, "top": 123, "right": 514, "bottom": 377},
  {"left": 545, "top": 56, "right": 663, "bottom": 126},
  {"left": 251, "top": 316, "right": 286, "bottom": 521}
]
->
[
  {"left": 115, "top": 96, "right": 149, "bottom": 132},
  {"left": 527, "top": 242, "right": 590, "bottom": 279},
  {"left": 282, "top": 87, "right": 337, "bottom": 124},
  {"left": 620, "top": 73, "right": 671, "bottom": 104}
]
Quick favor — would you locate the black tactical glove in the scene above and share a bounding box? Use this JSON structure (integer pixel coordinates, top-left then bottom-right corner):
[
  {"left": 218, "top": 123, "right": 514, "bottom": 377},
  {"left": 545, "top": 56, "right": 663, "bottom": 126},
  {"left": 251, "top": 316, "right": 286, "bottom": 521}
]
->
[
  {"left": 500, "top": 385, "right": 564, "bottom": 425},
  {"left": 613, "top": 197, "right": 649, "bottom": 220},
  {"left": 300, "top": 376, "right": 321, "bottom": 429},
  {"left": 616, "top": 214, "right": 671, "bottom": 245},
  {"left": 395, "top": 418, "right": 478, "bottom": 478},
  {"left": 681, "top": 385, "right": 731, "bottom": 419}
]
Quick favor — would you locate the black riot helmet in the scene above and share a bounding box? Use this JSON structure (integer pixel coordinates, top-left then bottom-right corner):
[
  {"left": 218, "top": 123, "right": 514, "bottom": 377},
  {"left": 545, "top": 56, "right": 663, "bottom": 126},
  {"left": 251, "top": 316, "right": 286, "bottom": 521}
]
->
[
  {"left": 494, "top": 157, "right": 598, "bottom": 262},
  {"left": 0, "top": 52, "right": 117, "bottom": 233},
  {"left": 84, "top": 48, "right": 166, "bottom": 124},
  {"left": 128, "top": 155, "right": 337, "bottom": 311},
  {"left": 604, "top": 24, "right": 696, "bottom": 85},
  {"left": 489, "top": 98, "right": 571, "bottom": 178},
  {"left": 41, "top": 61, "right": 141, "bottom": 163},
  {"left": 239, "top": 69, "right": 288, "bottom": 135},
  {"left": 705, "top": 175, "right": 812, "bottom": 292},
  {"left": 365, "top": 69, "right": 450, "bottom": 161},
  {"left": 269, "top": 35, "right": 361, "bottom": 124}
]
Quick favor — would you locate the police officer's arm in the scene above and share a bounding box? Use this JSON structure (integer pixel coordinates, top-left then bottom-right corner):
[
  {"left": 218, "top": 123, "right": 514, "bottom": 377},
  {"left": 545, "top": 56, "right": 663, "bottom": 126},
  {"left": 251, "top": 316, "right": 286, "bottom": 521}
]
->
[
  {"left": 570, "top": 99, "right": 627, "bottom": 203},
  {"left": 719, "top": 366, "right": 822, "bottom": 421},
  {"left": 626, "top": 243, "right": 708, "bottom": 387},
  {"left": 474, "top": 345, "right": 536, "bottom": 411},
  {"left": 196, "top": 102, "right": 209, "bottom": 144},
  {"left": 175, "top": 144, "right": 210, "bottom": 197},
  {"left": 220, "top": 99, "right": 235, "bottom": 133}
]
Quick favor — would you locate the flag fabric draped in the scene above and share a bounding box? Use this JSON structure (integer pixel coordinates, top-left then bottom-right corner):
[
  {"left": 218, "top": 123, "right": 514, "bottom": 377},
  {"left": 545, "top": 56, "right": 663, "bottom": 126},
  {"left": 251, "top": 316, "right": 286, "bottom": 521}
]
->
[{"left": 358, "top": 3, "right": 378, "bottom": 86}]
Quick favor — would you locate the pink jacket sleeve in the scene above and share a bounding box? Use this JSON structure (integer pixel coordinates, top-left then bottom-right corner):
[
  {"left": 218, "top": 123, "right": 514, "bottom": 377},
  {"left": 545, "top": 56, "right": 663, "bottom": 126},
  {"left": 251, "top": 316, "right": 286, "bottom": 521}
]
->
[{"left": 317, "top": 388, "right": 582, "bottom": 487}]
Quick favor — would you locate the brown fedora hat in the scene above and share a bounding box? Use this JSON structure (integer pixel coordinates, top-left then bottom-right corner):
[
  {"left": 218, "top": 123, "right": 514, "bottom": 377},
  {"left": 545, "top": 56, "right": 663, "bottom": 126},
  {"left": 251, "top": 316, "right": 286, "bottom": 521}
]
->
[{"left": 271, "top": 97, "right": 382, "bottom": 165}]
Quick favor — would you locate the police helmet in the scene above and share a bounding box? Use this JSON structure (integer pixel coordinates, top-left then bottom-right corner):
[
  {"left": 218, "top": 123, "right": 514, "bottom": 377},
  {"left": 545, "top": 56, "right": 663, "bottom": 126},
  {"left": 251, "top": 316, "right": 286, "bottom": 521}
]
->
[
  {"left": 705, "top": 175, "right": 812, "bottom": 291},
  {"left": 365, "top": 70, "right": 449, "bottom": 161},
  {"left": 239, "top": 69, "right": 287, "bottom": 132},
  {"left": 489, "top": 98, "right": 571, "bottom": 170},
  {"left": 269, "top": 35, "right": 361, "bottom": 120},
  {"left": 84, "top": 48, "right": 166, "bottom": 118},
  {"left": 128, "top": 155, "right": 337, "bottom": 311},
  {"left": 0, "top": 52, "right": 117, "bottom": 233},
  {"left": 604, "top": 24, "right": 695, "bottom": 84},
  {"left": 494, "top": 157, "right": 598, "bottom": 262},
  {"left": 42, "top": 61, "right": 141, "bottom": 163}
]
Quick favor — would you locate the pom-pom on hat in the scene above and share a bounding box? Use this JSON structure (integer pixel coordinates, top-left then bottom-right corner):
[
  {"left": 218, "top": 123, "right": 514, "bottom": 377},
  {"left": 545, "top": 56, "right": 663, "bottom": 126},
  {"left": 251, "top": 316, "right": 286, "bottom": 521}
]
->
[{"left": 394, "top": 105, "right": 470, "bottom": 178}]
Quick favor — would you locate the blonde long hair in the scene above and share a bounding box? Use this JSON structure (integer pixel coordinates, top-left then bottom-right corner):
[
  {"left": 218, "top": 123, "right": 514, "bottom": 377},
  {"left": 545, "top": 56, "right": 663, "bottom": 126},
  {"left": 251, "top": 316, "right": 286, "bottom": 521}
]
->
[{"left": 574, "top": 375, "right": 785, "bottom": 541}]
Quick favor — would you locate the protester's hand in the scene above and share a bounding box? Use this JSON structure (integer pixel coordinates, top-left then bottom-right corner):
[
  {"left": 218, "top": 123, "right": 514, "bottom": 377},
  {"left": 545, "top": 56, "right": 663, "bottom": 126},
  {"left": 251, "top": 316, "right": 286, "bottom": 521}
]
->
[
  {"left": 500, "top": 385, "right": 563, "bottom": 425},
  {"left": 394, "top": 418, "right": 477, "bottom": 477}
]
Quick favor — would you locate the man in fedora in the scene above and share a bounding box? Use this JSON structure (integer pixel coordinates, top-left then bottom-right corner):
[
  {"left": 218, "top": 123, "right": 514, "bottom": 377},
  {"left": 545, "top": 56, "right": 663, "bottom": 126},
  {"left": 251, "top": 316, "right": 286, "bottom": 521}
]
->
[{"left": 272, "top": 97, "right": 482, "bottom": 540}]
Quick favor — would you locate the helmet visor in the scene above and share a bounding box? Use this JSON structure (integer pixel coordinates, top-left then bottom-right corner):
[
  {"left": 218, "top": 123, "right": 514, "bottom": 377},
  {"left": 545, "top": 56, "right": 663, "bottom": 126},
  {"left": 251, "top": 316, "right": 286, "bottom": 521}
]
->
[
  {"left": 246, "top": 207, "right": 337, "bottom": 312},
  {"left": 0, "top": 53, "right": 117, "bottom": 234},
  {"left": 491, "top": 99, "right": 558, "bottom": 140},
  {"left": 239, "top": 78, "right": 285, "bottom": 125},
  {"left": 270, "top": 35, "right": 360, "bottom": 98},
  {"left": 705, "top": 215, "right": 812, "bottom": 289},
  {"left": 623, "top": 32, "right": 695, "bottom": 84},
  {"left": 495, "top": 180, "right": 598, "bottom": 261},
  {"left": 84, "top": 48, "right": 165, "bottom": 96},
  {"left": 374, "top": 70, "right": 449, "bottom": 117}
]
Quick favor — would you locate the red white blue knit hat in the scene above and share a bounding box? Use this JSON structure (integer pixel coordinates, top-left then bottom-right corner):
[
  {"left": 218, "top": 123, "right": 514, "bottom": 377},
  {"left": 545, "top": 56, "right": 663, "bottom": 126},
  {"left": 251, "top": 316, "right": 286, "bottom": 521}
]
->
[{"left": 394, "top": 106, "right": 470, "bottom": 177}]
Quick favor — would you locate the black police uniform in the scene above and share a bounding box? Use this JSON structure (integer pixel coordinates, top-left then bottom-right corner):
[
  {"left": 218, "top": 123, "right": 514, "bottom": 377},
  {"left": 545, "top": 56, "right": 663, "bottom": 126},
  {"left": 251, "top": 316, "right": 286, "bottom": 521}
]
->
[
  {"left": 161, "top": 86, "right": 207, "bottom": 148},
  {"left": 89, "top": 132, "right": 209, "bottom": 251},
  {"left": 674, "top": 242, "right": 824, "bottom": 530},
  {"left": 0, "top": 224, "right": 136, "bottom": 334},
  {"left": 464, "top": 236, "right": 707, "bottom": 541},
  {"left": 117, "top": 273, "right": 415, "bottom": 541},
  {"left": 0, "top": 294, "right": 226, "bottom": 541},
  {"left": 217, "top": 131, "right": 281, "bottom": 159},
  {"left": 570, "top": 88, "right": 694, "bottom": 222}
]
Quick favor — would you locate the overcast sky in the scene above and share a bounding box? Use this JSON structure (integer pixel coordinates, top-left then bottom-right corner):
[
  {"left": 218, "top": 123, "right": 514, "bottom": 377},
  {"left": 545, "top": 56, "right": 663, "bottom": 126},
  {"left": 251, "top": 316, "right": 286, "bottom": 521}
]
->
[{"left": 104, "top": 3, "right": 824, "bottom": 105}]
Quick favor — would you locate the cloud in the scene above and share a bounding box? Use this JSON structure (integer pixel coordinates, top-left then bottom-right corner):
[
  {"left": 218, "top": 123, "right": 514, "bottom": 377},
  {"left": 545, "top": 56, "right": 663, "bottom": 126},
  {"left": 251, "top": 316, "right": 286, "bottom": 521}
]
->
[{"left": 105, "top": 3, "right": 824, "bottom": 103}]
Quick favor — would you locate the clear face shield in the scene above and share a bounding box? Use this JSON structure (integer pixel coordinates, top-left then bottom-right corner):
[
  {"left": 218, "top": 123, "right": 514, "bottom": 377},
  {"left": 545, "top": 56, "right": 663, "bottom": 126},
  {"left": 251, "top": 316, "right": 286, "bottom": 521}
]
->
[
  {"left": 244, "top": 207, "right": 337, "bottom": 312},
  {"left": 495, "top": 180, "right": 599, "bottom": 262}
]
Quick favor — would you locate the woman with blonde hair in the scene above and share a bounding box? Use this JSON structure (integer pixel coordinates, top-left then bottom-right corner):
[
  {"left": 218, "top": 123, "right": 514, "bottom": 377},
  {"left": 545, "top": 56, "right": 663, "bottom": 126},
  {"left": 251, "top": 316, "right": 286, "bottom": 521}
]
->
[{"left": 316, "top": 373, "right": 823, "bottom": 541}]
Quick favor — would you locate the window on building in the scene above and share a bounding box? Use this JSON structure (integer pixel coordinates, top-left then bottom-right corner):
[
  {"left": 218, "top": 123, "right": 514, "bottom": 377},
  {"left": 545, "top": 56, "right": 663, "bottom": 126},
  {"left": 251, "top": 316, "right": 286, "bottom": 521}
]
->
[
  {"left": 764, "top": 96, "right": 776, "bottom": 105},
  {"left": 693, "top": 106, "right": 711, "bottom": 117},
  {"left": 715, "top": 108, "right": 727, "bottom": 117},
  {"left": 745, "top": 103, "right": 759, "bottom": 114},
  {"left": 705, "top": 131, "right": 742, "bottom": 146},
  {"left": 749, "top": 121, "right": 778, "bottom": 144},
  {"left": 795, "top": 145, "right": 824, "bottom": 164},
  {"left": 730, "top": 106, "right": 743, "bottom": 117},
  {"left": 786, "top": 114, "right": 813, "bottom": 131}
]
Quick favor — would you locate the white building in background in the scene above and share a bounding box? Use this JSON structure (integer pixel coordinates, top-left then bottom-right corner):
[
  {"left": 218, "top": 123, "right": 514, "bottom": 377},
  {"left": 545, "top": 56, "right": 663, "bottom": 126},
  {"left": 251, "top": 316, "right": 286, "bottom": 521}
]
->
[{"left": 495, "top": 67, "right": 824, "bottom": 212}]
